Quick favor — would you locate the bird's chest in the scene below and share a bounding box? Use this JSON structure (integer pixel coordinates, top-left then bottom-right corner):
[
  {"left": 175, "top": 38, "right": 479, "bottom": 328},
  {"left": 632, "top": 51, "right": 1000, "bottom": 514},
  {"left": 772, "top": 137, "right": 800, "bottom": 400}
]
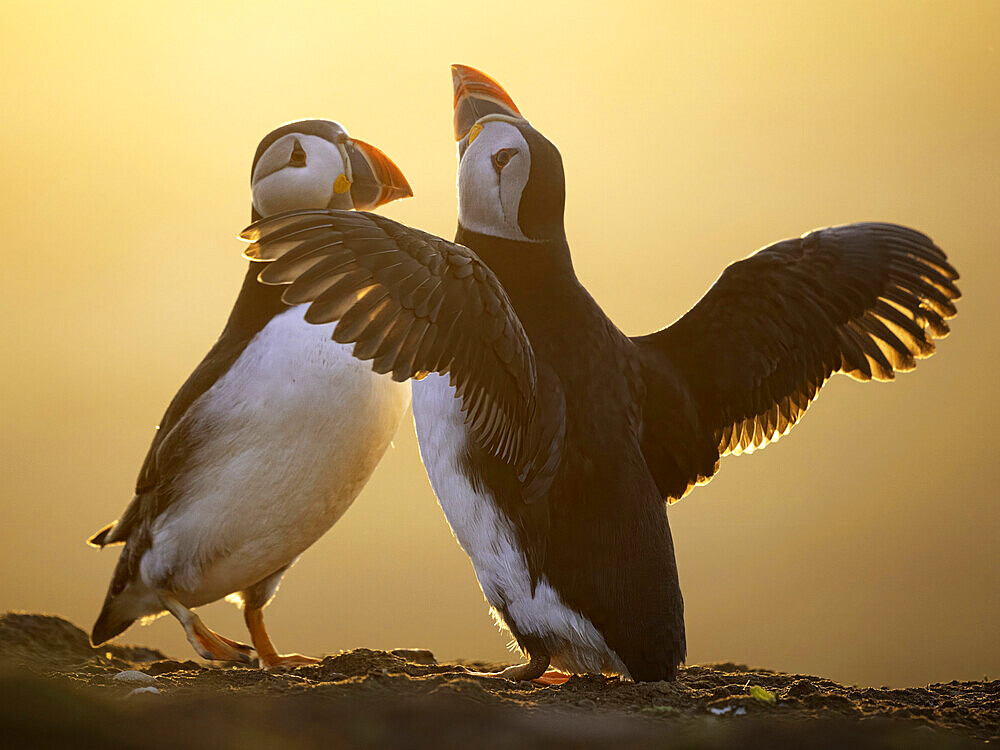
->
[
  {"left": 411, "top": 374, "right": 524, "bottom": 607},
  {"left": 143, "top": 305, "right": 410, "bottom": 601},
  {"left": 202, "top": 305, "right": 400, "bottom": 439},
  {"left": 181, "top": 305, "right": 408, "bottom": 538}
]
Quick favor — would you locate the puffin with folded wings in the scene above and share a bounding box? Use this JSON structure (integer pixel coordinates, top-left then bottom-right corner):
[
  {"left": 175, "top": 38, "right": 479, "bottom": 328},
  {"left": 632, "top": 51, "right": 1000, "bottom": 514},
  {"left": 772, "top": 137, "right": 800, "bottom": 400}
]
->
[
  {"left": 89, "top": 120, "right": 413, "bottom": 669},
  {"left": 241, "top": 66, "right": 960, "bottom": 682}
]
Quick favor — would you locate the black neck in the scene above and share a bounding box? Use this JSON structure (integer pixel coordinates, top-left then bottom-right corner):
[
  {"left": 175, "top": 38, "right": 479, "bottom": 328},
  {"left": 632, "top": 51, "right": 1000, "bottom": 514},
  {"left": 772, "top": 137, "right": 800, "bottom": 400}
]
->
[
  {"left": 224, "top": 207, "right": 293, "bottom": 335},
  {"left": 219, "top": 261, "right": 290, "bottom": 339},
  {"left": 455, "top": 224, "right": 588, "bottom": 333},
  {"left": 457, "top": 224, "right": 574, "bottom": 281}
]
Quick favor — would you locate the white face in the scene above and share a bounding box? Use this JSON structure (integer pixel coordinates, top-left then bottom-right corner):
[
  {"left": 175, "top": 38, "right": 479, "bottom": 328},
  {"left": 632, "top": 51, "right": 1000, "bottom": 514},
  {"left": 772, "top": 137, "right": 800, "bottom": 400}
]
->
[
  {"left": 251, "top": 133, "right": 351, "bottom": 217},
  {"left": 458, "top": 118, "right": 532, "bottom": 241}
]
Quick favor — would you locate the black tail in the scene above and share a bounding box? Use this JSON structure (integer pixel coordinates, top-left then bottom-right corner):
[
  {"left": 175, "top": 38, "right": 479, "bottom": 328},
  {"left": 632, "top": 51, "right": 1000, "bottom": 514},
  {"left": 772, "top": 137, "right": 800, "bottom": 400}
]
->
[
  {"left": 89, "top": 542, "right": 140, "bottom": 646},
  {"left": 91, "top": 604, "right": 134, "bottom": 647}
]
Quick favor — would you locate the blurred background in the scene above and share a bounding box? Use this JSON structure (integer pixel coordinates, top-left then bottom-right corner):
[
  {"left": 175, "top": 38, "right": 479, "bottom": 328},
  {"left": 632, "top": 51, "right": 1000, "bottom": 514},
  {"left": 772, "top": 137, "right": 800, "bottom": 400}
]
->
[{"left": 1, "top": 1, "right": 996, "bottom": 688}]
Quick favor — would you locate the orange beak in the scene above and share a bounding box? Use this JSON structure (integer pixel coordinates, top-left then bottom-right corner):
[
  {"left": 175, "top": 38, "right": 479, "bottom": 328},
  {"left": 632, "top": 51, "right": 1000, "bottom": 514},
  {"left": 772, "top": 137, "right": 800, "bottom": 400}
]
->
[
  {"left": 452, "top": 64, "right": 522, "bottom": 141},
  {"left": 347, "top": 138, "right": 413, "bottom": 210}
]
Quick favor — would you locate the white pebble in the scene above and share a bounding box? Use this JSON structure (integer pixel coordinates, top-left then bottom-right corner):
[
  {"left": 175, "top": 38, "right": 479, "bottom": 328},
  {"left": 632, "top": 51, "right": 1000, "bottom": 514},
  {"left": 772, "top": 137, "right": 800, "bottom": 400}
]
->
[
  {"left": 113, "top": 670, "right": 156, "bottom": 685},
  {"left": 734, "top": 707, "right": 747, "bottom": 716},
  {"left": 126, "top": 686, "right": 160, "bottom": 698},
  {"left": 708, "top": 705, "right": 732, "bottom": 715}
]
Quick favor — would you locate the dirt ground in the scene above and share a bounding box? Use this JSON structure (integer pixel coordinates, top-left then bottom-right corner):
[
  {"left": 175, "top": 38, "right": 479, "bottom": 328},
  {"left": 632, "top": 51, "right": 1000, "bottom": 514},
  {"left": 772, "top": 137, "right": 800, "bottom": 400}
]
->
[{"left": 1, "top": 613, "right": 995, "bottom": 748}]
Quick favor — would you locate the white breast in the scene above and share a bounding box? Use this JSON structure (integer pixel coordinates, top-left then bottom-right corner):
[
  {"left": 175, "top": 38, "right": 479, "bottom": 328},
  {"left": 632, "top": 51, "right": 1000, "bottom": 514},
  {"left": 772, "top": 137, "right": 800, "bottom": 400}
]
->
[
  {"left": 411, "top": 374, "right": 629, "bottom": 678},
  {"left": 141, "top": 305, "right": 410, "bottom": 605}
]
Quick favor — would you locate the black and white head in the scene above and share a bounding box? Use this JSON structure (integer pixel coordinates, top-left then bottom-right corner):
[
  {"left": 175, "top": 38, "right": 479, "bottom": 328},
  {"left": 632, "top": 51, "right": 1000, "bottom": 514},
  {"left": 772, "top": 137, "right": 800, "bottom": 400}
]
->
[
  {"left": 452, "top": 65, "right": 565, "bottom": 243},
  {"left": 250, "top": 119, "right": 412, "bottom": 220}
]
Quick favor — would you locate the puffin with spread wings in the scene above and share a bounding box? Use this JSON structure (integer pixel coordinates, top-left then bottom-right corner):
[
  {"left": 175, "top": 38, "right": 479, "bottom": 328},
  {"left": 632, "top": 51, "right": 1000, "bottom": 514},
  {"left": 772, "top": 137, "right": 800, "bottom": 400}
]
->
[{"left": 241, "top": 66, "right": 960, "bottom": 682}]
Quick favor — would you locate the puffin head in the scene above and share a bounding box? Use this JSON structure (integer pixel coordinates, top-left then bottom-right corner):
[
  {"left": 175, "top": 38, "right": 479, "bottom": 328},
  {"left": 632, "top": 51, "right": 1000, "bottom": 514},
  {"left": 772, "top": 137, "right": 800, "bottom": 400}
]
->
[
  {"left": 452, "top": 65, "right": 565, "bottom": 243},
  {"left": 250, "top": 119, "right": 412, "bottom": 220}
]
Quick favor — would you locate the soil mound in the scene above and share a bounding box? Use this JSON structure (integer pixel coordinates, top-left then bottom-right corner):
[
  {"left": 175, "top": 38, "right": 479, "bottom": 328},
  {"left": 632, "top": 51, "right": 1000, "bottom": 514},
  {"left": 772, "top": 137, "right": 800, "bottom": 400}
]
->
[{"left": 0, "top": 613, "right": 166, "bottom": 671}]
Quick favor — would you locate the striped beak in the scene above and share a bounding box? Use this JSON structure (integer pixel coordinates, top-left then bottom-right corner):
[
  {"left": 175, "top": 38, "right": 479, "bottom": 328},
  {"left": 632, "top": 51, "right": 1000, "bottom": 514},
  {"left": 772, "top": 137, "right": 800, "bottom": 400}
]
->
[
  {"left": 345, "top": 139, "right": 413, "bottom": 210},
  {"left": 452, "top": 64, "right": 522, "bottom": 142}
]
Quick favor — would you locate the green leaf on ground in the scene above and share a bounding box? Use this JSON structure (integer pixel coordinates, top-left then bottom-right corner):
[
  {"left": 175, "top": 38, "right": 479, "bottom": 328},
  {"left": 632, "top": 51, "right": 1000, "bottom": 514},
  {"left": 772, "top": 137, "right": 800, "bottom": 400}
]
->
[{"left": 749, "top": 685, "right": 776, "bottom": 704}]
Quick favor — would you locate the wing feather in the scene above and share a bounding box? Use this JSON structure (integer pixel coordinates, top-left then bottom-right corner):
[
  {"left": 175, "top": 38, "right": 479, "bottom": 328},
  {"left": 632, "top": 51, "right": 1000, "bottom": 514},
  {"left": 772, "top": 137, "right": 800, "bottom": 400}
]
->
[
  {"left": 240, "top": 209, "right": 540, "bottom": 471},
  {"left": 633, "top": 222, "right": 959, "bottom": 499}
]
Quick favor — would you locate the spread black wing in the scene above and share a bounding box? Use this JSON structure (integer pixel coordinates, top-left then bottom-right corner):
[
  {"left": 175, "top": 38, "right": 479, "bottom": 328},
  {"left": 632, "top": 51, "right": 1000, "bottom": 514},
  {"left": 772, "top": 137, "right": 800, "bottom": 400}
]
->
[
  {"left": 241, "top": 209, "right": 543, "bottom": 477},
  {"left": 633, "top": 222, "right": 960, "bottom": 500}
]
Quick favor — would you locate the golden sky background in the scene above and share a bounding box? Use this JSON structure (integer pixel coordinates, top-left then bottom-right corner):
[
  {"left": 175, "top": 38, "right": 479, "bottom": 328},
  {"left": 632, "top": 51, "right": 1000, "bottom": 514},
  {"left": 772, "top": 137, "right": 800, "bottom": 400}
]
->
[{"left": 1, "top": 1, "right": 997, "bottom": 687}]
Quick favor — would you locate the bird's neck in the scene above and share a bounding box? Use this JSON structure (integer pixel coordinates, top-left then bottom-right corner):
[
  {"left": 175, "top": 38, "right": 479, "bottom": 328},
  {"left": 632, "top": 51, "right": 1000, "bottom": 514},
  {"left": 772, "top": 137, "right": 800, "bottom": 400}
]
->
[
  {"left": 455, "top": 225, "right": 586, "bottom": 331},
  {"left": 456, "top": 224, "right": 575, "bottom": 286},
  {"left": 220, "top": 261, "right": 290, "bottom": 338}
]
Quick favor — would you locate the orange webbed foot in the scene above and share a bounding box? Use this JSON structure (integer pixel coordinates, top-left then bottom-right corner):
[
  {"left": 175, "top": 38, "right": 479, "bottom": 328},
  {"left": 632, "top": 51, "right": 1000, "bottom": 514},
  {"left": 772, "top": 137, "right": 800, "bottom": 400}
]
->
[
  {"left": 189, "top": 618, "right": 254, "bottom": 663},
  {"left": 531, "top": 669, "right": 572, "bottom": 686}
]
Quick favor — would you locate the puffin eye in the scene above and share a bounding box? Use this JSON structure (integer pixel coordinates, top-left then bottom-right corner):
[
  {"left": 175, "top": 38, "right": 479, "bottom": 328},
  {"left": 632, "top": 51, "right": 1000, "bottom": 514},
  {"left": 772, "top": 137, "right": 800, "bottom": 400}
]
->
[
  {"left": 288, "top": 138, "right": 307, "bottom": 168},
  {"left": 491, "top": 147, "right": 519, "bottom": 172}
]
